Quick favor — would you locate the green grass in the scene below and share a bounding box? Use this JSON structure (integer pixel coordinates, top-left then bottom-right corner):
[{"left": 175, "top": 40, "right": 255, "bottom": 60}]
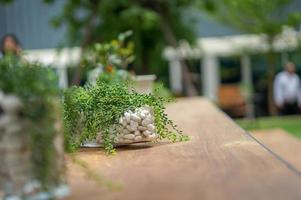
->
[{"left": 236, "top": 115, "right": 301, "bottom": 138}]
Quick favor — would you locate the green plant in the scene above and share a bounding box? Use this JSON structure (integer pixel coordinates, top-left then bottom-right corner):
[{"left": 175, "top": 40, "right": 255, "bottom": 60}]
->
[
  {"left": 83, "top": 31, "right": 135, "bottom": 70},
  {"left": 0, "top": 59, "right": 62, "bottom": 189},
  {"left": 64, "top": 76, "right": 188, "bottom": 154},
  {"left": 46, "top": 0, "right": 196, "bottom": 85},
  {"left": 83, "top": 32, "right": 136, "bottom": 85}
]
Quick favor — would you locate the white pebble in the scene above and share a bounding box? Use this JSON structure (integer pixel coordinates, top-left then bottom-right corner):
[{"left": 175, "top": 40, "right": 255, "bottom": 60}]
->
[
  {"left": 131, "top": 113, "right": 141, "bottom": 123},
  {"left": 122, "top": 128, "right": 130, "bottom": 135},
  {"left": 134, "top": 130, "right": 141, "bottom": 136},
  {"left": 124, "top": 112, "right": 131, "bottom": 123},
  {"left": 135, "top": 136, "right": 143, "bottom": 141},
  {"left": 129, "top": 121, "right": 138, "bottom": 131},
  {"left": 138, "top": 126, "right": 147, "bottom": 131},
  {"left": 120, "top": 117, "right": 127, "bottom": 126},
  {"left": 148, "top": 134, "right": 157, "bottom": 139},
  {"left": 122, "top": 139, "right": 133, "bottom": 143},
  {"left": 142, "top": 118, "right": 152, "bottom": 126},
  {"left": 138, "top": 112, "right": 146, "bottom": 119},
  {"left": 143, "top": 130, "right": 151, "bottom": 136},
  {"left": 141, "top": 110, "right": 149, "bottom": 116},
  {"left": 147, "top": 124, "right": 155, "bottom": 132},
  {"left": 123, "top": 134, "right": 135, "bottom": 140},
  {"left": 148, "top": 115, "right": 154, "bottom": 122},
  {"left": 126, "top": 125, "right": 132, "bottom": 131}
]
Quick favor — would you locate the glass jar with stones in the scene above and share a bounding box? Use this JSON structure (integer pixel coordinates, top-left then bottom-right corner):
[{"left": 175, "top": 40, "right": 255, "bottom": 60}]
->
[
  {"left": 82, "top": 106, "right": 158, "bottom": 147},
  {"left": 0, "top": 92, "right": 69, "bottom": 200}
]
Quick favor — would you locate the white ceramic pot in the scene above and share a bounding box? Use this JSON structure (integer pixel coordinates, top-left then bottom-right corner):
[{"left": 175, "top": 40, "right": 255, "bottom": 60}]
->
[{"left": 133, "top": 75, "right": 156, "bottom": 94}]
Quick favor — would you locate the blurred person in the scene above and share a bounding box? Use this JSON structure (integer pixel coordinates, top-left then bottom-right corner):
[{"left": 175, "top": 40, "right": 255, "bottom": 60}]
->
[
  {"left": 273, "top": 62, "right": 301, "bottom": 115},
  {"left": 0, "top": 33, "right": 22, "bottom": 58}
]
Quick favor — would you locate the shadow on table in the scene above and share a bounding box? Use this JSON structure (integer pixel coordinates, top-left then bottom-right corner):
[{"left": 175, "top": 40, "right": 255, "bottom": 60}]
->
[
  {"left": 117, "top": 141, "right": 171, "bottom": 151},
  {"left": 78, "top": 141, "right": 173, "bottom": 153}
]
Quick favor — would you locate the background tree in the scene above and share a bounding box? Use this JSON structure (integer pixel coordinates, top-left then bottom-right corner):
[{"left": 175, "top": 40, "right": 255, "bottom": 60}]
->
[
  {"left": 202, "top": 0, "right": 301, "bottom": 115},
  {"left": 48, "top": 0, "right": 198, "bottom": 95}
]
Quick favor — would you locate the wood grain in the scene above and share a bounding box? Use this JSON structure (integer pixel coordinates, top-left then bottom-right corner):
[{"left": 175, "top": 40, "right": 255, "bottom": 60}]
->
[
  {"left": 252, "top": 129, "right": 301, "bottom": 173},
  {"left": 65, "top": 98, "right": 301, "bottom": 200}
]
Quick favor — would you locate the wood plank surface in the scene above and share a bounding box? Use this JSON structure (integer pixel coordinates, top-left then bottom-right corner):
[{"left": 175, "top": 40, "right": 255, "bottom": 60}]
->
[
  {"left": 65, "top": 98, "right": 301, "bottom": 200},
  {"left": 252, "top": 129, "right": 301, "bottom": 173}
]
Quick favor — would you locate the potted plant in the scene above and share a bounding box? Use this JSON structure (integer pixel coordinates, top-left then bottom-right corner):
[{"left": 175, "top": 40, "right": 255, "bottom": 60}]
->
[
  {"left": 64, "top": 73, "right": 189, "bottom": 154},
  {"left": 84, "top": 31, "right": 157, "bottom": 94},
  {"left": 0, "top": 59, "right": 69, "bottom": 199},
  {"left": 84, "top": 31, "right": 135, "bottom": 84}
]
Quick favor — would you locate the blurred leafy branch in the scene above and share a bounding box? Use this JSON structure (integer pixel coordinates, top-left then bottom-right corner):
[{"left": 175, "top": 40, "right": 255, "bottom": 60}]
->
[
  {"left": 0, "top": 58, "right": 59, "bottom": 120},
  {"left": 0, "top": 0, "right": 13, "bottom": 4},
  {"left": 202, "top": 0, "right": 301, "bottom": 37},
  {"left": 46, "top": 0, "right": 199, "bottom": 86},
  {"left": 0, "top": 58, "right": 61, "bottom": 189},
  {"left": 0, "top": 0, "right": 202, "bottom": 94}
]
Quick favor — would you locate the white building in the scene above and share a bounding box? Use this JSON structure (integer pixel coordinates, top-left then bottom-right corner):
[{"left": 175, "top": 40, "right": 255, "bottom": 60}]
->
[{"left": 164, "top": 28, "right": 301, "bottom": 101}]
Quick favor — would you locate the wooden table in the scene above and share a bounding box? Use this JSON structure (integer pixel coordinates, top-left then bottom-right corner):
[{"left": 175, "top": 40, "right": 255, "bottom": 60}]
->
[{"left": 66, "top": 98, "right": 301, "bottom": 200}]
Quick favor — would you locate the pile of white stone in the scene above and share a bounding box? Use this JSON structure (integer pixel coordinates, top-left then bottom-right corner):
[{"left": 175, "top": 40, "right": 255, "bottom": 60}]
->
[{"left": 95, "top": 106, "right": 157, "bottom": 145}]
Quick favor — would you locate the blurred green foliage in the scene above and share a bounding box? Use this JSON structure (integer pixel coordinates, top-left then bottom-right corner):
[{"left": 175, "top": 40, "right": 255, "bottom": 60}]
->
[
  {"left": 203, "top": 0, "right": 301, "bottom": 38},
  {"left": 0, "top": 58, "right": 62, "bottom": 189},
  {"left": 82, "top": 31, "right": 135, "bottom": 70},
  {"left": 49, "top": 0, "right": 197, "bottom": 83},
  {"left": 0, "top": 0, "right": 14, "bottom": 4},
  {"left": 0, "top": 58, "right": 59, "bottom": 120},
  {"left": 236, "top": 116, "right": 301, "bottom": 138}
]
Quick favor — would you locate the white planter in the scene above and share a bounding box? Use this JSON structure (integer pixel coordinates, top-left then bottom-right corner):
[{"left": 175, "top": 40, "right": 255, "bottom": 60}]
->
[
  {"left": 133, "top": 75, "right": 156, "bottom": 94},
  {"left": 0, "top": 92, "right": 69, "bottom": 200}
]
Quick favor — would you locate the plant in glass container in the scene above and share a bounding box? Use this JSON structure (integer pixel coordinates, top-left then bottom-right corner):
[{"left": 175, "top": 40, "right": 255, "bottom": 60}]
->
[{"left": 63, "top": 74, "right": 189, "bottom": 154}]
